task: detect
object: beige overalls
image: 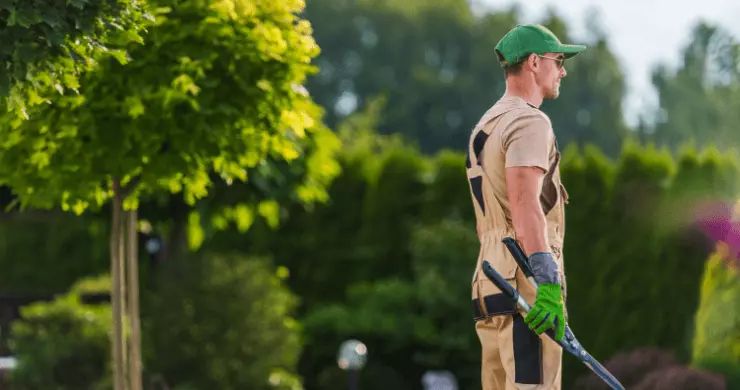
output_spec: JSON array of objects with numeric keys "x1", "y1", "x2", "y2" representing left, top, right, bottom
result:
[{"x1": 466, "y1": 96, "x2": 569, "y2": 390}]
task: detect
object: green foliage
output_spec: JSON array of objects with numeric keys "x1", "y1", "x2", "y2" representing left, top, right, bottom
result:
[
  {"x1": 284, "y1": 135, "x2": 738, "y2": 383},
  {"x1": 558, "y1": 141, "x2": 739, "y2": 385},
  {"x1": 7, "y1": 274, "x2": 113, "y2": 390},
  {"x1": 198, "y1": 100, "x2": 428, "y2": 308},
  {"x1": 420, "y1": 149, "x2": 472, "y2": 222},
  {"x1": 0, "y1": 0, "x2": 150, "y2": 115},
  {"x1": 0, "y1": 212, "x2": 108, "y2": 294},
  {"x1": 301, "y1": 218, "x2": 480, "y2": 390},
  {"x1": 142, "y1": 253, "x2": 303, "y2": 390},
  {"x1": 692, "y1": 250, "x2": 740, "y2": 387},
  {"x1": 0, "y1": 0, "x2": 341, "y2": 225},
  {"x1": 358, "y1": 133, "x2": 429, "y2": 278},
  {"x1": 285, "y1": 137, "x2": 731, "y2": 389}
]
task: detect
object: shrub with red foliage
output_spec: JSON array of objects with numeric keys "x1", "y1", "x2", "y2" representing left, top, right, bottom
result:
[
  {"x1": 634, "y1": 365, "x2": 726, "y2": 390},
  {"x1": 572, "y1": 347, "x2": 725, "y2": 390}
]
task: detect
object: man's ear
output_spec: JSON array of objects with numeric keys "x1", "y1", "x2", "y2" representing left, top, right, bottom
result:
[
  {"x1": 526, "y1": 53, "x2": 539, "y2": 70},
  {"x1": 522, "y1": 54, "x2": 538, "y2": 70}
]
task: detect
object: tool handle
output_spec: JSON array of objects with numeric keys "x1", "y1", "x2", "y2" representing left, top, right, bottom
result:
[
  {"x1": 502, "y1": 237, "x2": 536, "y2": 279},
  {"x1": 481, "y1": 260, "x2": 521, "y2": 304}
]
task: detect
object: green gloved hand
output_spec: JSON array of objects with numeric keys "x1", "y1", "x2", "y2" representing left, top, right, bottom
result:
[
  {"x1": 524, "y1": 283, "x2": 565, "y2": 341},
  {"x1": 524, "y1": 252, "x2": 565, "y2": 341}
]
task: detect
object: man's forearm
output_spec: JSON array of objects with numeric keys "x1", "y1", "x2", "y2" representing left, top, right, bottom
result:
[
  {"x1": 506, "y1": 166, "x2": 550, "y2": 255},
  {"x1": 511, "y1": 200, "x2": 550, "y2": 255}
]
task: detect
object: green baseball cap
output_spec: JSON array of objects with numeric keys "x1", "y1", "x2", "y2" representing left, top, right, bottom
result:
[{"x1": 495, "y1": 24, "x2": 587, "y2": 67}]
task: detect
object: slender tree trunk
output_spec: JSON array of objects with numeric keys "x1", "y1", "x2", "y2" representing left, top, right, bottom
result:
[
  {"x1": 127, "y1": 208, "x2": 143, "y2": 390},
  {"x1": 119, "y1": 200, "x2": 128, "y2": 382},
  {"x1": 111, "y1": 179, "x2": 127, "y2": 390}
]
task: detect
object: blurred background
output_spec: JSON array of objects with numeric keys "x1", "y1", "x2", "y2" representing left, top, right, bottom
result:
[{"x1": 0, "y1": 0, "x2": 739, "y2": 389}]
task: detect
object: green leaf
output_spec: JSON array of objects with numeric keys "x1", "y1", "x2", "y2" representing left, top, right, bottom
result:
[
  {"x1": 15, "y1": 7, "x2": 42, "y2": 28},
  {"x1": 123, "y1": 29, "x2": 145, "y2": 45},
  {"x1": 40, "y1": 8, "x2": 63, "y2": 28},
  {"x1": 6, "y1": 8, "x2": 16, "y2": 26},
  {"x1": 187, "y1": 211, "x2": 205, "y2": 250},
  {"x1": 38, "y1": 24, "x2": 65, "y2": 47},
  {"x1": 124, "y1": 96, "x2": 145, "y2": 118},
  {"x1": 258, "y1": 200, "x2": 280, "y2": 229},
  {"x1": 109, "y1": 49, "x2": 130, "y2": 65},
  {"x1": 232, "y1": 204, "x2": 254, "y2": 233},
  {"x1": 211, "y1": 214, "x2": 229, "y2": 231}
]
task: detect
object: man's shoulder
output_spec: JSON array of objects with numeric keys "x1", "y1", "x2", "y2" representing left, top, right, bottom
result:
[
  {"x1": 501, "y1": 106, "x2": 552, "y2": 139},
  {"x1": 508, "y1": 101, "x2": 552, "y2": 127},
  {"x1": 478, "y1": 97, "x2": 552, "y2": 131}
]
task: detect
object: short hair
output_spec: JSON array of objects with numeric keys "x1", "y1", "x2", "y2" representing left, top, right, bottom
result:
[
  {"x1": 497, "y1": 51, "x2": 531, "y2": 78},
  {"x1": 503, "y1": 61, "x2": 525, "y2": 77}
]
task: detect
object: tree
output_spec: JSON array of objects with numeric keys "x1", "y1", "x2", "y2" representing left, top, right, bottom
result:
[
  {"x1": 0, "y1": 0, "x2": 341, "y2": 389},
  {"x1": 538, "y1": 8, "x2": 629, "y2": 158},
  {"x1": 650, "y1": 22, "x2": 740, "y2": 151},
  {"x1": 303, "y1": 1, "x2": 628, "y2": 155},
  {"x1": 0, "y1": 0, "x2": 149, "y2": 116},
  {"x1": 303, "y1": 0, "x2": 513, "y2": 153}
]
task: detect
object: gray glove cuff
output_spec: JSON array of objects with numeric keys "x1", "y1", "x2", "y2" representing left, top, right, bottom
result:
[{"x1": 529, "y1": 252, "x2": 561, "y2": 285}]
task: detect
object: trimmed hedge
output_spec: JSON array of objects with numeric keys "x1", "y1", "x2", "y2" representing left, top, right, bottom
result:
[{"x1": 204, "y1": 132, "x2": 740, "y2": 389}]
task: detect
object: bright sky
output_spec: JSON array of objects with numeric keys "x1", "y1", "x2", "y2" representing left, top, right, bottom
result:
[{"x1": 478, "y1": 0, "x2": 740, "y2": 128}]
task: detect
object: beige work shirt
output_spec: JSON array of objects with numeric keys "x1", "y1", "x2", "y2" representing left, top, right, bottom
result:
[{"x1": 466, "y1": 96, "x2": 569, "y2": 305}]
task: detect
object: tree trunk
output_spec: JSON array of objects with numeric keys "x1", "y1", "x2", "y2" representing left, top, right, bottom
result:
[
  {"x1": 111, "y1": 179, "x2": 127, "y2": 390},
  {"x1": 127, "y1": 208, "x2": 143, "y2": 390},
  {"x1": 119, "y1": 197, "x2": 128, "y2": 383}
]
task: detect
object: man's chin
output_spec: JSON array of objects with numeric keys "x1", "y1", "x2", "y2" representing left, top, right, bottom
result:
[{"x1": 544, "y1": 90, "x2": 560, "y2": 99}]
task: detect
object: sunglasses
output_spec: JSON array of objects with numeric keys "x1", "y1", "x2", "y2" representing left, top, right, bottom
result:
[{"x1": 537, "y1": 54, "x2": 565, "y2": 69}]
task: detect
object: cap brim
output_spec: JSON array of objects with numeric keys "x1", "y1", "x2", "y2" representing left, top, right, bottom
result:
[{"x1": 556, "y1": 44, "x2": 587, "y2": 59}]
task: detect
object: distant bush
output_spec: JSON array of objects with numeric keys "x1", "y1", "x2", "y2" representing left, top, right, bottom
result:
[
  {"x1": 6, "y1": 275, "x2": 113, "y2": 390},
  {"x1": 142, "y1": 252, "x2": 303, "y2": 390},
  {"x1": 301, "y1": 218, "x2": 482, "y2": 390},
  {"x1": 634, "y1": 365, "x2": 725, "y2": 390},
  {"x1": 692, "y1": 249, "x2": 740, "y2": 388}
]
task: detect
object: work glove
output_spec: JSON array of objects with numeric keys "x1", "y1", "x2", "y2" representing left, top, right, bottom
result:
[{"x1": 524, "y1": 252, "x2": 565, "y2": 341}]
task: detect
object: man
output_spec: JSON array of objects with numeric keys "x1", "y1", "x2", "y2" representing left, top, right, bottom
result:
[{"x1": 466, "y1": 24, "x2": 587, "y2": 389}]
